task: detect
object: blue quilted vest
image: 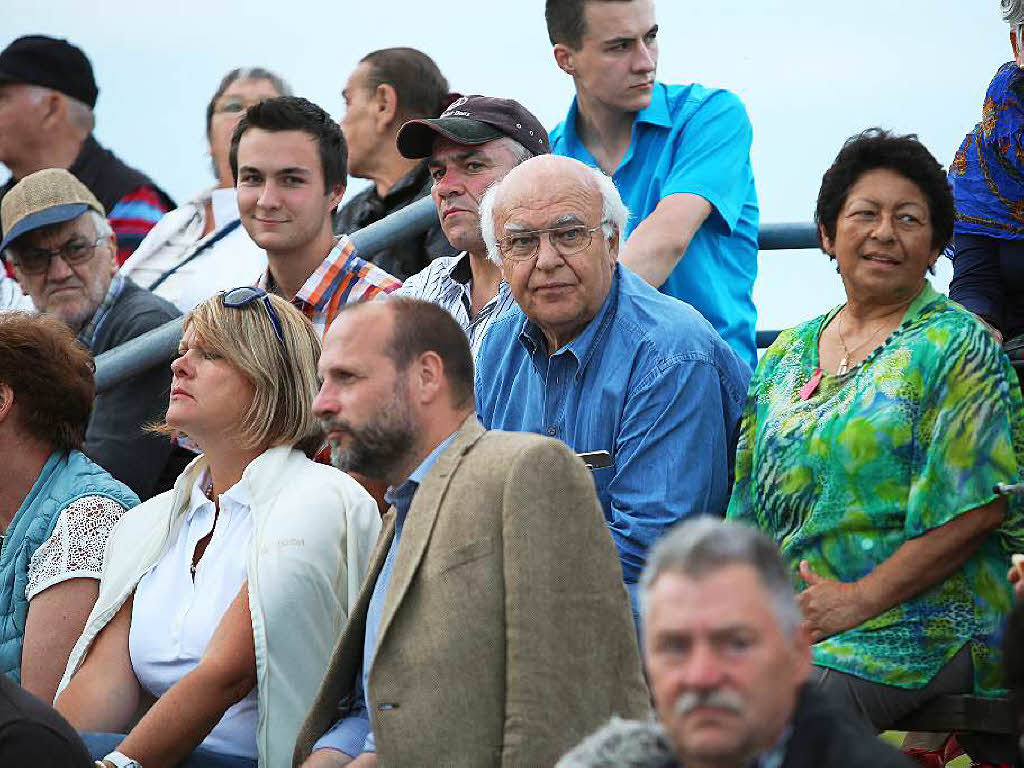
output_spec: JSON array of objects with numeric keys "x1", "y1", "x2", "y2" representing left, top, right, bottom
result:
[{"x1": 0, "y1": 450, "x2": 139, "y2": 680}]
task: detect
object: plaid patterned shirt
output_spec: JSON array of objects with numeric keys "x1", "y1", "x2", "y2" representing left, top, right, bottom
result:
[{"x1": 258, "y1": 235, "x2": 402, "y2": 340}]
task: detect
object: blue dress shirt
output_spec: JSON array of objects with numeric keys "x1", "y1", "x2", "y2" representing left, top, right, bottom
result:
[
  {"x1": 550, "y1": 82, "x2": 760, "y2": 368},
  {"x1": 311, "y1": 434, "x2": 458, "y2": 757},
  {"x1": 476, "y1": 266, "x2": 750, "y2": 592}
]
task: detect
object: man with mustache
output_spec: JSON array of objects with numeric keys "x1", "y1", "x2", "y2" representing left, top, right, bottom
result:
[
  {"x1": 558, "y1": 518, "x2": 912, "y2": 768},
  {"x1": 544, "y1": 0, "x2": 760, "y2": 369},
  {"x1": 394, "y1": 95, "x2": 547, "y2": 358},
  {"x1": 1, "y1": 168, "x2": 187, "y2": 499},
  {"x1": 295, "y1": 297, "x2": 649, "y2": 768}
]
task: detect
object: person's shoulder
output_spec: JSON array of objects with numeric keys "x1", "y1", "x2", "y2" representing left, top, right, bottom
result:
[
  {"x1": 661, "y1": 80, "x2": 749, "y2": 124},
  {"x1": 476, "y1": 306, "x2": 527, "y2": 362},
  {"x1": 471, "y1": 429, "x2": 579, "y2": 470},
  {"x1": 112, "y1": 278, "x2": 181, "y2": 325},
  {"x1": 906, "y1": 290, "x2": 1002, "y2": 359},
  {"x1": 614, "y1": 267, "x2": 732, "y2": 354},
  {"x1": 0, "y1": 675, "x2": 90, "y2": 766},
  {"x1": 395, "y1": 254, "x2": 461, "y2": 297}
]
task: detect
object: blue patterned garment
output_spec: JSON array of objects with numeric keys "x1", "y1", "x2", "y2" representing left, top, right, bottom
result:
[{"x1": 950, "y1": 62, "x2": 1024, "y2": 239}]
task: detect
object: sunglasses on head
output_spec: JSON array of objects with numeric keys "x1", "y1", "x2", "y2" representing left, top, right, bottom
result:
[{"x1": 220, "y1": 286, "x2": 285, "y2": 343}]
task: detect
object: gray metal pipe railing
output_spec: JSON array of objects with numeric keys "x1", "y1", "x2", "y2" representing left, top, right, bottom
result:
[{"x1": 94, "y1": 205, "x2": 815, "y2": 393}]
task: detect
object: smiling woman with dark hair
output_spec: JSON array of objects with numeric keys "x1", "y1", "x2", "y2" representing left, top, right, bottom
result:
[{"x1": 727, "y1": 129, "x2": 1024, "y2": 742}]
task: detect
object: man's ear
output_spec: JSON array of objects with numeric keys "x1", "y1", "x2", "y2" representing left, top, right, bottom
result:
[
  {"x1": 412, "y1": 350, "x2": 444, "y2": 406},
  {"x1": 606, "y1": 223, "x2": 621, "y2": 261},
  {"x1": 40, "y1": 90, "x2": 66, "y2": 131},
  {"x1": 553, "y1": 44, "x2": 577, "y2": 76},
  {"x1": 375, "y1": 83, "x2": 399, "y2": 131},
  {"x1": 328, "y1": 182, "x2": 346, "y2": 212},
  {"x1": 1013, "y1": 28, "x2": 1024, "y2": 68}
]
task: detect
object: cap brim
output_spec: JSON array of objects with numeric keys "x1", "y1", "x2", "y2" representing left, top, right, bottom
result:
[
  {"x1": 0, "y1": 203, "x2": 89, "y2": 253},
  {"x1": 397, "y1": 117, "x2": 505, "y2": 159}
]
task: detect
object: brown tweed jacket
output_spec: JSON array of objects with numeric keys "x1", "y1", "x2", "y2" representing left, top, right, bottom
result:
[{"x1": 293, "y1": 415, "x2": 650, "y2": 767}]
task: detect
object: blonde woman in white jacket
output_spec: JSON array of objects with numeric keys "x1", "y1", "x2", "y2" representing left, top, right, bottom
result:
[{"x1": 55, "y1": 288, "x2": 381, "y2": 768}]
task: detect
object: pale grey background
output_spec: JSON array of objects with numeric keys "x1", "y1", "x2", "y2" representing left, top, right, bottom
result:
[{"x1": 2, "y1": 0, "x2": 1008, "y2": 332}]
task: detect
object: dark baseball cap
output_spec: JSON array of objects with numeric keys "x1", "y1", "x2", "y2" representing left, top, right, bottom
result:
[
  {"x1": 397, "y1": 95, "x2": 550, "y2": 159},
  {"x1": 0, "y1": 35, "x2": 98, "y2": 109}
]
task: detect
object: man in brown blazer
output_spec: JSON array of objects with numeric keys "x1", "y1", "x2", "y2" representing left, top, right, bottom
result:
[{"x1": 296, "y1": 297, "x2": 649, "y2": 767}]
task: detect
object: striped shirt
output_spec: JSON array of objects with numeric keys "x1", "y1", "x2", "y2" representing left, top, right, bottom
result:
[
  {"x1": 258, "y1": 235, "x2": 402, "y2": 340},
  {"x1": 109, "y1": 186, "x2": 174, "y2": 265},
  {"x1": 396, "y1": 252, "x2": 517, "y2": 358}
]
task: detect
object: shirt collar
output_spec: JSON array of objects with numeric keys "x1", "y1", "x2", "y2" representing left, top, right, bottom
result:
[
  {"x1": 262, "y1": 235, "x2": 358, "y2": 311},
  {"x1": 518, "y1": 265, "x2": 621, "y2": 376},
  {"x1": 444, "y1": 251, "x2": 473, "y2": 285},
  {"x1": 754, "y1": 725, "x2": 791, "y2": 768},
  {"x1": 384, "y1": 431, "x2": 459, "y2": 524},
  {"x1": 186, "y1": 467, "x2": 251, "y2": 523},
  {"x1": 634, "y1": 82, "x2": 671, "y2": 128}
]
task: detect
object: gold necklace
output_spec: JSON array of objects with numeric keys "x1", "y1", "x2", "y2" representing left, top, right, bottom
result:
[{"x1": 835, "y1": 309, "x2": 889, "y2": 375}]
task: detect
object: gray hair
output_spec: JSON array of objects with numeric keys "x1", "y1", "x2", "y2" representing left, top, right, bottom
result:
[
  {"x1": 1004, "y1": 0, "x2": 1024, "y2": 25},
  {"x1": 480, "y1": 162, "x2": 629, "y2": 265},
  {"x1": 556, "y1": 717, "x2": 675, "y2": 768},
  {"x1": 640, "y1": 517, "x2": 802, "y2": 636},
  {"x1": 87, "y1": 210, "x2": 114, "y2": 240},
  {"x1": 23, "y1": 85, "x2": 94, "y2": 133}
]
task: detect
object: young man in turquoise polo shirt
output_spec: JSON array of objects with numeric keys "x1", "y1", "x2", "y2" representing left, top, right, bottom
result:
[{"x1": 545, "y1": 0, "x2": 760, "y2": 367}]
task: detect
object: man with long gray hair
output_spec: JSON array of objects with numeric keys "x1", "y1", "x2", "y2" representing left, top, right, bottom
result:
[{"x1": 558, "y1": 518, "x2": 912, "y2": 768}]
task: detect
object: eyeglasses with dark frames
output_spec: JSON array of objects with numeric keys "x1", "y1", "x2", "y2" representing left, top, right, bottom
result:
[
  {"x1": 220, "y1": 286, "x2": 285, "y2": 343},
  {"x1": 496, "y1": 221, "x2": 609, "y2": 262},
  {"x1": 11, "y1": 236, "x2": 107, "y2": 276}
]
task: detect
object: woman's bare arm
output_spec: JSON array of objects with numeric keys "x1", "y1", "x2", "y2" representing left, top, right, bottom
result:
[
  {"x1": 55, "y1": 594, "x2": 141, "y2": 732},
  {"x1": 22, "y1": 577, "x2": 100, "y2": 705}
]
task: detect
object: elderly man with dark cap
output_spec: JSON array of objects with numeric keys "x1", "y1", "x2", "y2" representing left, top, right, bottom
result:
[
  {"x1": 0, "y1": 35, "x2": 174, "y2": 264},
  {"x1": 1, "y1": 168, "x2": 189, "y2": 499},
  {"x1": 393, "y1": 95, "x2": 549, "y2": 357}
]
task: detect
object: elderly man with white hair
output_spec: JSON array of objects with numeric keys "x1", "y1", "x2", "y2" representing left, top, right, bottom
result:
[
  {"x1": 557, "y1": 518, "x2": 913, "y2": 768},
  {"x1": 474, "y1": 154, "x2": 750, "y2": 624}
]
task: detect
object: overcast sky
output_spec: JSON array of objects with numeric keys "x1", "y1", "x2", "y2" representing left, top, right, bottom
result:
[{"x1": 3, "y1": 1, "x2": 1010, "y2": 331}]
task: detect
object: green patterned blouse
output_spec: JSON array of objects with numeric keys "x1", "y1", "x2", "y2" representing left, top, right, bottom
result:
[{"x1": 726, "y1": 282, "x2": 1024, "y2": 694}]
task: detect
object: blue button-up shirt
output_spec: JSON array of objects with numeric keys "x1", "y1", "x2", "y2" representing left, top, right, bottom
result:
[
  {"x1": 476, "y1": 266, "x2": 750, "y2": 588},
  {"x1": 550, "y1": 82, "x2": 760, "y2": 369},
  {"x1": 312, "y1": 434, "x2": 457, "y2": 757}
]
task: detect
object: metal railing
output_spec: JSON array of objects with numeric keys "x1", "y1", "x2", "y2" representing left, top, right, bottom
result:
[{"x1": 94, "y1": 196, "x2": 815, "y2": 393}]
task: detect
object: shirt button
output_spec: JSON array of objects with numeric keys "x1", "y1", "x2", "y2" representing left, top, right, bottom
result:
[{"x1": 547, "y1": 427, "x2": 556, "y2": 436}]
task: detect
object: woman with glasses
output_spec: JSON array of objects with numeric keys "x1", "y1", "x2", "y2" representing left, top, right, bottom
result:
[
  {"x1": 54, "y1": 287, "x2": 381, "y2": 768},
  {"x1": 120, "y1": 69, "x2": 290, "y2": 312}
]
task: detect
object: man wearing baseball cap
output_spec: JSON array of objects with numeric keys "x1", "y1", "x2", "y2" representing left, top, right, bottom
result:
[
  {"x1": 392, "y1": 95, "x2": 548, "y2": 358},
  {"x1": 1, "y1": 168, "x2": 189, "y2": 500},
  {"x1": 0, "y1": 35, "x2": 175, "y2": 265}
]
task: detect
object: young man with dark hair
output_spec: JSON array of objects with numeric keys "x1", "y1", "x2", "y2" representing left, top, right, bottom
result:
[
  {"x1": 545, "y1": 0, "x2": 760, "y2": 368},
  {"x1": 230, "y1": 95, "x2": 401, "y2": 340},
  {"x1": 333, "y1": 48, "x2": 457, "y2": 280}
]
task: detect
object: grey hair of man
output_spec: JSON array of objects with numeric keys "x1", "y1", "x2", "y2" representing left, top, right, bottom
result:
[
  {"x1": 1003, "y1": 0, "x2": 1024, "y2": 25},
  {"x1": 22, "y1": 84, "x2": 94, "y2": 133},
  {"x1": 555, "y1": 717, "x2": 677, "y2": 768},
  {"x1": 639, "y1": 517, "x2": 802, "y2": 636},
  {"x1": 479, "y1": 161, "x2": 629, "y2": 266}
]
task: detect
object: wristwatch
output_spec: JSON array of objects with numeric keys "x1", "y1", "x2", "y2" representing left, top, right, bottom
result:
[{"x1": 98, "y1": 751, "x2": 143, "y2": 768}]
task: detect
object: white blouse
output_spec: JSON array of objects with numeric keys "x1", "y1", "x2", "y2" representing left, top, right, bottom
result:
[
  {"x1": 26, "y1": 495, "x2": 127, "y2": 600},
  {"x1": 129, "y1": 472, "x2": 257, "y2": 759}
]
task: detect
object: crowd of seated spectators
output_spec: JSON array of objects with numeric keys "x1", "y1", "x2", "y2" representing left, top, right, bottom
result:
[{"x1": 0, "y1": 1, "x2": 1023, "y2": 766}]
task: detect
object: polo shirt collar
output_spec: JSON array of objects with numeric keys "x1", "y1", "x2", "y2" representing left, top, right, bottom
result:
[{"x1": 634, "y1": 82, "x2": 671, "y2": 128}]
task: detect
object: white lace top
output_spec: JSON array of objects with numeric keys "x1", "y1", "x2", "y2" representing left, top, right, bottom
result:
[{"x1": 25, "y1": 495, "x2": 128, "y2": 601}]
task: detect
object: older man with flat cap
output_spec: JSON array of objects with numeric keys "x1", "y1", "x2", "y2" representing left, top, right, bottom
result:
[
  {"x1": 394, "y1": 95, "x2": 548, "y2": 357},
  {"x1": 0, "y1": 35, "x2": 174, "y2": 263},
  {"x1": 1, "y1": 168, "x2": 189, "y2": 499}
]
